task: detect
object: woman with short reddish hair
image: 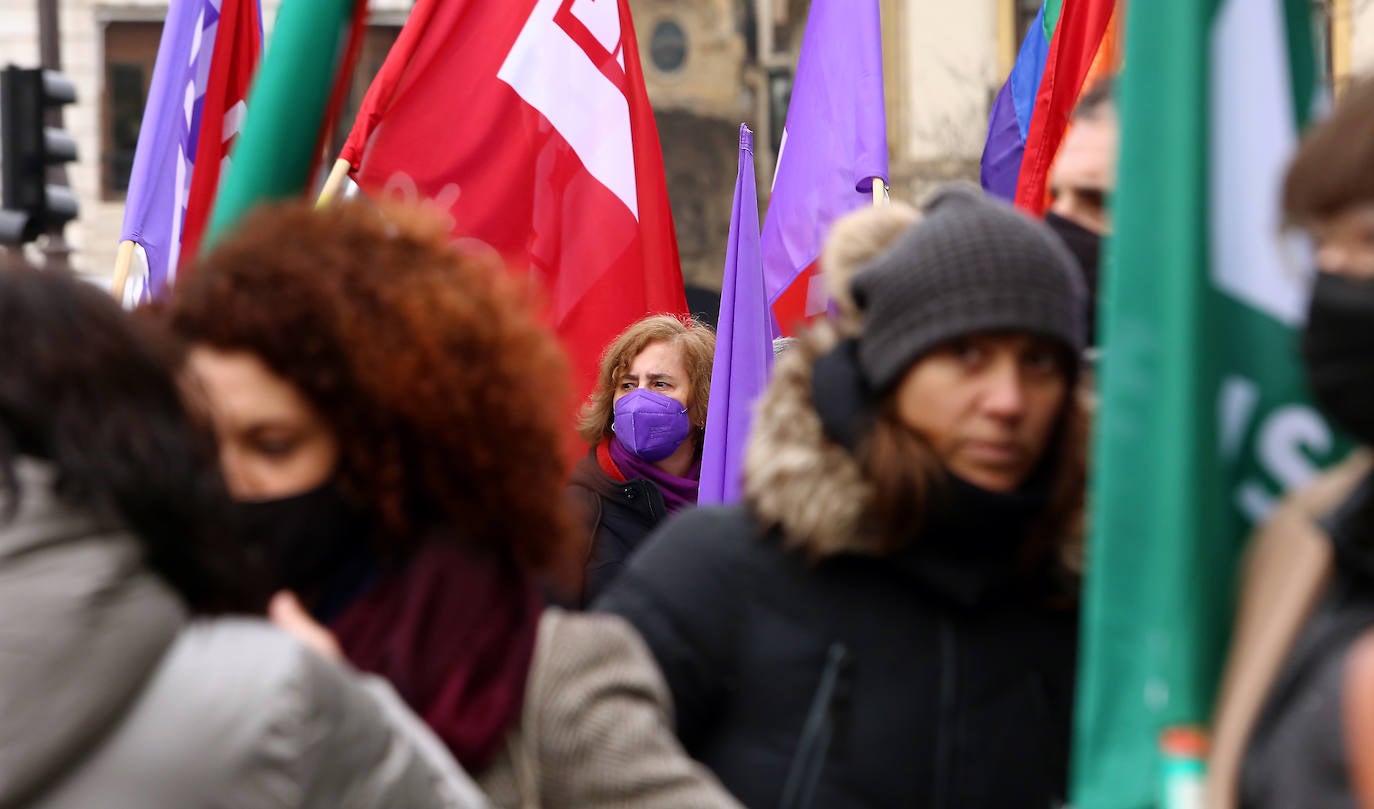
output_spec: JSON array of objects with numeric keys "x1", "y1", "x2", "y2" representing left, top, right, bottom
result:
[{"x1": 569, "y1": 314, "x2": 715, "y2": 604}]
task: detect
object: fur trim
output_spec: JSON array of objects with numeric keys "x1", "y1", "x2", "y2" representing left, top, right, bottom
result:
[
  {"x1": 744, "y1": 323, "x2": 884, "y2": 557},
  {"x1": 744, "y1": 323, "x2": 1088, "y2": 573}
]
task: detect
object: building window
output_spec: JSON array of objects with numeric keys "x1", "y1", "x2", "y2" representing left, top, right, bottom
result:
[
  {"x1": 102, "y1": 21, "x2": 162, "y2": 200},
  {"x1": 1015, "y1": 0, "x2": 1041, "y2": 48},
  {"x1": 650, "y1": 20, "x2": 688, "y2": 73}
]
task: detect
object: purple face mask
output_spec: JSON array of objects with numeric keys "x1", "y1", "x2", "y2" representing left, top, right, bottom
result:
[{"x1": 612, "y1": 389, "x2": 692, "y2": 462}]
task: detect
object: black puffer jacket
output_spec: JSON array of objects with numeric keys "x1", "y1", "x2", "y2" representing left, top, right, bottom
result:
[
  {"x1": 596, "y1": 326, "x2": 1081, "y2": 809},
  {"x1": 567, "y1": 447, "x2": 670, "y2": 605}
]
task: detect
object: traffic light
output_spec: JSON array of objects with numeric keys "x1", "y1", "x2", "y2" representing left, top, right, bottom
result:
[{"x1": 1, "y1": 65, "x2": 78, "y2": 244}]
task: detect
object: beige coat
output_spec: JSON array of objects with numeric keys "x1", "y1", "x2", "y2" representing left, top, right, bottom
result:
[
  {"x1": 1206, "y1": 450, "x2": 1373, "y2": 809},
  {"x1": 478, "y1": 609, "x2": 743, "y2": 809}
]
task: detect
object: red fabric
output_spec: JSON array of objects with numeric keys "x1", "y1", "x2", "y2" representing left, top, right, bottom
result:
[
  {"x1": 770, "y1": 259, "x2": 820, "y2": 338},
  {"x1": 1012, "y1": 0, "x2": 1115, "y2": 215},
  {"x1": 340, "y1": 0, "x2": 687, "y2": 419},
  {"x1": 330, "y1": 542, "x2": 542, "y2": 772},
  {"x1": 180, "y1": 0, "x2": 261, "y2": 264},
  {"x1": 596, "y1": 438, "x2": 628, "y2": 483}
]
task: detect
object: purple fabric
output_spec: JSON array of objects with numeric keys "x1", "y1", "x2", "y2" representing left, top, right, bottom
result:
[
  {"x1": 699, "y1": 125, "x2": 773, "y2": 505},
  {"x1": 118, "y1": 0, "x2": 230, "y2": 300},
  {"x1": 980, "y1": 3, "x2": 1050, "y2": 202},
  {"x1": 981, "y1": 81, "x2": 1025, "y2": 201},
  {"x1": 759, "y1": 0, "x2": 888, "y2": 308},
  {"x1": 608, "y1": 436, "x2": 701, "y2": 514}
]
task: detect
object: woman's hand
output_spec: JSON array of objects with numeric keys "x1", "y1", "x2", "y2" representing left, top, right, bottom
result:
[{"x1": 269, "y1": 590, "x2": 343, "y2": 662}]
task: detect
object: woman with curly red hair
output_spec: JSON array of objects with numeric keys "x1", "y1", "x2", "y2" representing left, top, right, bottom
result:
[
  {"x1": 169, "y1": 199, "x2": 742, "y2": 809},
  {"x1": 569, "y1": 315, "x2": 715, "y2": 604}
]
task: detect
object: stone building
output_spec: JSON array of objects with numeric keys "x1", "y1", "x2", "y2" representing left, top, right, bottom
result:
[{"x1": 0, "y1": 0, "x2": 1366, "y2": 288}]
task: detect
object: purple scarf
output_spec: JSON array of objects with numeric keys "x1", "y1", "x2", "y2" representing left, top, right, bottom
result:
[{"x1": 605, "y1": 437, "x2": 701, "y2": 514}]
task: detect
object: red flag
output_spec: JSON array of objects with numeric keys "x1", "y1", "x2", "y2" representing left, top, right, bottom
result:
[
  {"x1": 341, "y1": 0, "x2": 687, "y2": 405},
  {"x1": 180, "y1": 0, "x2": 262, "y2": 264}
]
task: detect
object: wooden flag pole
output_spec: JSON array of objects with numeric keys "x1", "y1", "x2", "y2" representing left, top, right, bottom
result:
[
  {"x1": 871, "y1": 177, "x2": 887, "y2": 207},
  {"x1": 316, "y1": 158, "x2": 352, "y2": 207},
  {"x1": 111, "y1": 240, "x2": 135, "y2": 303}
]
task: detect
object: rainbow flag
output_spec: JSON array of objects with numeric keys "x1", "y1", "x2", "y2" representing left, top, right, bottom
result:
[{"x1": 981, "y1": 0, "x2": 1117, "y2": 214}]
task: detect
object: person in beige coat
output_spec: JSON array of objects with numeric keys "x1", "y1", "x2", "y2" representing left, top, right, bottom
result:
[{"x1": 1207, "y1": 77, "x2": 1374, "y2": 809}]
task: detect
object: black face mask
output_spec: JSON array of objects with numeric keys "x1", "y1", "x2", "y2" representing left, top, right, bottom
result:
[
  {"x1": 1302, "y1": 272, "x2": 1374, "y2": 446},
  {"x1": 231, "y1": 477, "x2": 375, "y2": 602},
  {"x1": 1045, "y1": 212, "x2": 1103, "y2": 344}
]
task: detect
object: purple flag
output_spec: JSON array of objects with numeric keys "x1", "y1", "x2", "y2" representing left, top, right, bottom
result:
[
  {"x1": 118, "y1": 0, "x2": 224, "y2": 301},
  {"x1": 761, "y1": 0, "x2": 887, "y2": 335},
  {"x1": 699, "y1": 124, "x2": 773, "y2": 506}
]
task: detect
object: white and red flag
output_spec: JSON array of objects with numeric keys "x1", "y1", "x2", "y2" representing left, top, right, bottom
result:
[
  {"x1": 178, "y1": 0, "x2": 261, "y2": 265},
  {"x1": 340, "y1": 0, "x2": 687, "y2": 402}
]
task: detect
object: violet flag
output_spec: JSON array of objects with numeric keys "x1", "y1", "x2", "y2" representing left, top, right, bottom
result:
[
  {"x1": 700, "y1": 125, "x2": 773, "y2": 506},
  {"x1": 117, "y1": 0, "x2": 221, "y2": 301},
  {"x1": 761, "y1": 0, "x2": 888, "y2": 336}
]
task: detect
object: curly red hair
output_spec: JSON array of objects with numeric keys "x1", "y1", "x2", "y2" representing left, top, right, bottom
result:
[{"x1": 170, "y1": 199, "x2": 572, "y2": 570}]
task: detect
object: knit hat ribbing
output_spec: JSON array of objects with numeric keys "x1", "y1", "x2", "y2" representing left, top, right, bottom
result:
[{"x1": 849, "y1": 183, "x2": 1087, "y2": 392}]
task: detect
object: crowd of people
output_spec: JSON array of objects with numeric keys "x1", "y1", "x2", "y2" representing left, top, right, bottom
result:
[{"x1": 6, "y1": 75, "x2": 1374, "y2": 809}]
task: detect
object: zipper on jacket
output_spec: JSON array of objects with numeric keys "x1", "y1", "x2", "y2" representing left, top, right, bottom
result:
[
  {"x1": 930, "y1": 616, "x2": 957, "y2": 809},
  {"x1": 779, "y1": 642, "x2": 852, "y2": 809}
]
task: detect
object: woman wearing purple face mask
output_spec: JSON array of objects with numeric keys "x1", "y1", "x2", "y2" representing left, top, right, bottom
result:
[{"x1": 568, "y1": 315, "x2": 716, "y2": 605}]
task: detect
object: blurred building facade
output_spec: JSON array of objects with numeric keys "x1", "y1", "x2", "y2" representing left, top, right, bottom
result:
[{"x1": 0, "y1": 0, "x2": 1365, "y2": 286}]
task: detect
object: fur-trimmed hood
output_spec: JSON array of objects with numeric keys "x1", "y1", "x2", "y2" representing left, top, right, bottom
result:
[
  {"x1": 743, "y1": 324, "x2": 880, "y2": 558},
  {"x1": 742, "y1": 324, "x2": 1085, "y2": 571}
]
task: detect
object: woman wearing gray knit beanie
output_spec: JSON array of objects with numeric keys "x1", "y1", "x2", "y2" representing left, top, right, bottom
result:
[{"x1": 599, "y1": 182, "x2": 1088, "y2": 809}]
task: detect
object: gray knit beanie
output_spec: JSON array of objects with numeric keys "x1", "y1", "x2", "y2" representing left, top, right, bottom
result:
[{"x1": 849, "y1": 183, "x2": 1087, "y2": 392}]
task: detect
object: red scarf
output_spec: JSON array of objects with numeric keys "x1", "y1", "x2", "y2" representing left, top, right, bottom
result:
[{"x1": 330, "y1": 541, "x2": 542, "y2": 772}]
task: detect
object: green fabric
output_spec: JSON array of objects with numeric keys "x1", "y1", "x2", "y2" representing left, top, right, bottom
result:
[
  {"x1": 1069, "y1": 0, "x2": 1337, "y2": 807},
  {"x1": 1043, "y1": 0, "x2": 1062, "y2": 41},
  {"x1": 203, "y1": 0, "x2": 358, "y2": 248},
  {"x1": 1284, "y1": 0, "x2": 1316, "y2": 126}
]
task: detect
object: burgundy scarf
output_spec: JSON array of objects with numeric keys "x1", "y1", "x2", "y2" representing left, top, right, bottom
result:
[
  {"x1": 602, "y1": 437, "x2": 700, "y2": 513},
  {"x1": 330, "y1": 541, "x2": 542, "y2": 772}
]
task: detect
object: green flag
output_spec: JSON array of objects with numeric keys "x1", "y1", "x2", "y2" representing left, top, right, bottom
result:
[
  {"x1": 203, "y1": 0, "x2": 364, "y2": 248},
  {"x1": 1071, "y1": 0, "x2": 1346, "y2": 806}
]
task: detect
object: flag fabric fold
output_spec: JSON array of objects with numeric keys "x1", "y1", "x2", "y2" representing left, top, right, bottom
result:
[
  {"x1": 699, "y1": 124, "x2": 772, "y2": 506},
  {"x1": 760, "y1": 0, "x2": 887, "y2": 337},
  {"x1": 177, "y1": 0, "x2": 261, "y2": 264},
  {"x1": 117, "y1": 0, "x2": 226, "y2": 299},
  {"x1": 1071, "y1": 0, "x2": 1343, "y2": 806},
  {"x1": 339, "y1": 0, "x2": 687, "y2": 404}
]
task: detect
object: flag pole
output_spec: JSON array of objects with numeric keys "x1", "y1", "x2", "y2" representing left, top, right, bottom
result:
[
  {"x1": 871, "y1": 177, "x2": 887, "y2": 207},
  {"x1": 111, "y1": 239, "x2": 135, "y2": 302},
  {"x1": 316, "y1": 158, "x2": 352, "y2": 207}
]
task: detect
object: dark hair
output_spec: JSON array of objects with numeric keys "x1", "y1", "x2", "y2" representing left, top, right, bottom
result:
[
  {"x1": 1075, "y1": 76, "x2": 1115, "y2": 120},
  {"x1": 0, "y1": 256, "x2": 261, "y2": 612},
  {"x1": 1284, "y1": 77, "x2": 1374, "y2": 225},
  {"x1": 170, "y1": 200, "x2": 574, "y2": 571}
]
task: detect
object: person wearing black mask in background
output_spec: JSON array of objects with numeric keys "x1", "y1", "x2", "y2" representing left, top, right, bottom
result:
[
  {"x1": 1206, "y1": 76, "x2": 1374, "y2": 809},
  {"x1": 1045, "y1": 77, "x2": 1116, "y2": 347}
]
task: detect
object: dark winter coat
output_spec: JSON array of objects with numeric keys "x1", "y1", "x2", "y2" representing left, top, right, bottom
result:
[
  {"x1": 568, "y1": 447, "x2": 671, "y2": 605},
  {"x1": 596, "y1": 326, "x2": 1081, "y2": 809}
]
